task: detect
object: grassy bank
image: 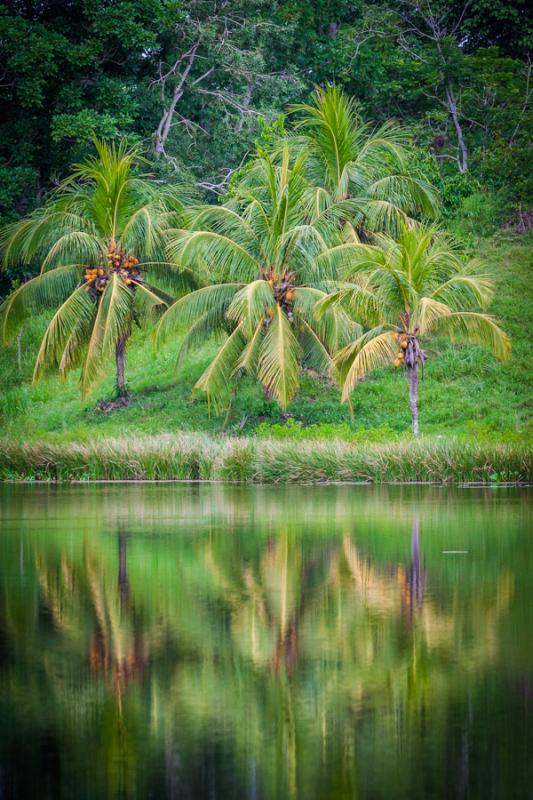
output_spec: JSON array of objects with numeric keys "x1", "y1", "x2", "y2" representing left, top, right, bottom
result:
[
  {"x1": 0, "y1": 233, "x2": 532, "y2": 443},
  {"x1": 1, "y1": 434, "x2": 531, "y2": 484}
]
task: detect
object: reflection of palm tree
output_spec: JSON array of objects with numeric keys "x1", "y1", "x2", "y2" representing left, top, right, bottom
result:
[
  {"x1": 343, "y1": 519, "x2": 511, "y2": 669},
  {"x1": 118, "y1": 528, "x2": 129, "y2": 607},
  {"x1": 35, "y1": 533, "x2": 150, "y2": 714},
  {"x1": 399, "y1": 516, "x2": 426, "y2": 623},
  {"x1": 203, "y1": 533, "x2": 335, "y2": 675},
  {"x1": 84, "y1": 534, "x2": 148, "y2": 718},
  {"x1": 30, "y1": 532, "x2": 163, "y2": 796},
  {"x1": 2, "y1": 502, "x2": 522, "y2": 800}
]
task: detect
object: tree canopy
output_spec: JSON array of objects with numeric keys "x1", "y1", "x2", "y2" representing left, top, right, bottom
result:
[{"x1": 1, "y1": 0, "x2": 531, "y2": 241}]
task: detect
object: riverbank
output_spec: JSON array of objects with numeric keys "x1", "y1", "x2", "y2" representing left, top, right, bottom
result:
[{"x1": 1, "y1": 434, "x2": 531, "y2": 484}]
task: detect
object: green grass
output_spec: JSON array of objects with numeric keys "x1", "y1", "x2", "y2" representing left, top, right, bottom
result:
[
  {"x1": 0, "y1": 232, "x2": 532, "y2": 444},
  {"x1": 0, "y1": 433, "x2": 531, "y2": 483}
]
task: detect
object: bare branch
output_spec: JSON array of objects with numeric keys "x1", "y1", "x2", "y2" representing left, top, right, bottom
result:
[
  {"x1": 196, "y1": 153, "x2": 249, "y2": 196},
  {"x1": 154, "y1": 42, "x2": 200, "y2": 157}
]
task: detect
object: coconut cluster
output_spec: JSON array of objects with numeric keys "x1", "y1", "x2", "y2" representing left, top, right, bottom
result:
[
  {"x1": 394, "y1": 332, "x2": 409, "y2": 367},
  {"x1": 394, "y1": 330, "x2": 425, "y2": 369},
  {"x1": 263, "y1": 268, "x2": 296, "y2": 325},
  {"x1": 84, "y1": 244, "x2": 143, "y2": 299}
]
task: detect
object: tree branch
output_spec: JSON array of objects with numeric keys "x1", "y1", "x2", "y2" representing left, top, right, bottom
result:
[{"x1": 154, "y1": 42, "x2": 200, "y2": 157}]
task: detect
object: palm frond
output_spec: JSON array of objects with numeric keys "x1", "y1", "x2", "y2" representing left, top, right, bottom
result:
[
  {"x1": 33, "y1": 286, "x2": 95, "y2": 382},
  {"x1": 132, "y1": 281, "x2": 172, "y2": 324},
  {"x1": 236, "y1": 320, "x2": 265, "y2": 373},
  {"x1": 226, "y1": 280, "x2": 274, "y2": 335},
  {"x1": 40, "y1": 231, "x2": 101, "y2": 270},
  {"x1": 433, "y1": 312, "x2": 511, "y2": 360},
  {"x1": 316, "y1": 242, "x2": 385, "y2": 278},
  {"x1": 412, "y1": 297, "x2": 452, "y2": 334},
  {"x1": 358, "y1": 199, "x2": 410, "y2": 235},
  {"x1": 294, "y1": 286, "x2": 349, "y2": 350},
  {"x1": 58, "y1": 310, "x2": 97, "y2": 380},
  {"x1": 154, "y1": 284, "x2": 243, "y2": 346},
  {"x1": 194, "y1": 324, "x2": 246, "y2": 410},
  {"x1": 256, "y1": 305, "x2": 301, "y2": 408},
  {"x1": 143, "y1": 261, "x2": 201, "y2": 297},
  {"x1": 189, "y1": 204, "x2": 259, "y2": 245},
  {"x1": 0, "y1": 265, "x2": 81, "y2": 343},
  {"x1": 290, "y1": 85, "x2": 360, "y2": 194},
  {"x1": 315, "y1": 281, "x2": 382, "y2": 328},
  {"x1": 174, "y1": 309, "x2": 225, "y2": 370},
  {"x1": 367, "y1": 175, "x2": 439, "y2": 218},
  {"x1": 168, "y1": 230, "x2": 260, "y2": 282},
  {"x1": 431, "y1": 273, "x2": 493, "y2": 310},
  {"x1": 121, "y1": 205, "x2": 162, "y2": 257},
  {"x1": 299, "y1": 318, "x2": 335, "y2": 374},
  {"x1": 352, "y1": 120, "x2": 410, "y2": 168},
  {"x1": 335, "y1": 328, "x2": 398, "y2": 401}
]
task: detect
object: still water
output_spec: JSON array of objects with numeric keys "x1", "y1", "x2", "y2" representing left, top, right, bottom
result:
[{"x1": 0, "y1": 484, "x2": 531, "y2": 799}]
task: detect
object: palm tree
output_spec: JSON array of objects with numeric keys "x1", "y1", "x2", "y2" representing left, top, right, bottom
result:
[
  {"x1": 0, "y1": 139, "x2": 192, "y2": 396},
  {"x1": 155, "y1": 148, "x2": 356, "y2": 410},
  {"x1": 284, "y1": 85, "x2": 438, "y2": 237},
  {"x1": 319, "y1": 226, "x2": 510, "y2": 435}
]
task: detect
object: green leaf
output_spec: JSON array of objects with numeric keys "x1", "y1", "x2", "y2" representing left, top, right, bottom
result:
[
  {"x1": 81, "y1": 272, "x2": 133, "y2": 395},
  {"x1": 33, "y1": 285, "x2": 95, "y2": 382},
  {"x1": 154, "y1": 283, "x2": 243, "y2": 347},
  {"x1": 195, "y1": 324, "x2": 247, "y2": 411},
  {"x1": 257, "y1": 305, "x2": 301, "y2": 409},
  {"x1": 0, "y1": 265, "x2": 82, "y2": 344},
  {"x1": 226, "y1": 280, "x2": 274, "y2": 335}
]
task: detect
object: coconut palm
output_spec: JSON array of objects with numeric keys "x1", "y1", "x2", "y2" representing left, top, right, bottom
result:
[
  {"x1": 0, "y1": 139, "x2": 193, "y2": 396},
  {"x1": 155, "y1": 148, "x2": 356, "y2": 410},
  {"x1": 318, "y1": 225, "x2": 510, "y2": 435},
  {"x1": 279, "y1": 85, "x2": 438, "y2": 237}
]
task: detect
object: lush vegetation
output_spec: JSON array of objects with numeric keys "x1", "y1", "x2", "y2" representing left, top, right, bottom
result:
[
  {"x1": 1, "y1": 1, "x2": 532, "y2": 225},
  {"x1": 321, "y1": 225, "x2": 510, "y2": 434},
  {"x1": 1, "y1": 433, "x2": 531, "y2": 483},
  {"x1": 1, "y1": 208, "x2": 530, "y2": 452},
  {"x1": 0, "y1": 140, "x2": 193, "y2": 394},
  {"x1": 0, "y1": 1, "x2": 532, "y2": 480}
]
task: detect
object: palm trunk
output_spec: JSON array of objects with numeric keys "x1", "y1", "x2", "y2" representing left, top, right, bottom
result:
[
  {"x1": 408, "y1": 362, "x2": 419, "y2": 436},
  {"x1": 115, "y1": 331, "x2": 130, "y2": 396}
]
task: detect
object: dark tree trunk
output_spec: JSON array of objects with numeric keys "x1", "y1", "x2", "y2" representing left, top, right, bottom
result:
[
  {"x1": 408, "y1": 361, "x2": 419, "y2": 436},
  {"x1": 115, "y1": 331, "x2": 129, "y2": 396}
]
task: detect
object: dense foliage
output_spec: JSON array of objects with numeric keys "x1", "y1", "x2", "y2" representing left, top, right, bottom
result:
[
  {"x1": 1, "y1": 0, "x2": 531, "y2": 239},
  {"x1": 0, "y1": 2, "x2": 530, "y2": 440},
  {"x1": 0, "y1": 140, "x2": 194, "y2": 393}
]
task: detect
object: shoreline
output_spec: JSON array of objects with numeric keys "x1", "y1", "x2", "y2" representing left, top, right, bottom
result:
[
  {"x1": 1, "y1": 479, "x2": 531, "y2": 487},
  {"x1": 1, "y1": 434, "x2": 531, "y2": 485}
]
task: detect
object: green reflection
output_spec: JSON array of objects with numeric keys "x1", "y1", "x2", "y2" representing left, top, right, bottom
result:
[{"x1": 0, "y1": 484, "x2": 532, "y2": 799}]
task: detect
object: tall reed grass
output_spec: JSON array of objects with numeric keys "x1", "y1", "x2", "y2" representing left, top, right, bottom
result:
[{"x1": 0, "y1": 434, "x2": 531, "y2": 484}]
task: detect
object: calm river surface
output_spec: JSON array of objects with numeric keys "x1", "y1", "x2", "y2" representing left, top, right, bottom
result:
[{"x1": 0, "y1": 483, "x2": 532, "y2": 799}]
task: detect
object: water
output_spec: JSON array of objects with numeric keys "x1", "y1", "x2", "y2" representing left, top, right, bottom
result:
[{"x1": 0, "y1": 483, "x2": 532, "y2": 799}]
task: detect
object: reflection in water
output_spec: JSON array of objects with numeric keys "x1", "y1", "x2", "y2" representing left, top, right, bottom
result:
[{"x1": 0, "y1": 484, "x2": 532, "y2": 799}]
